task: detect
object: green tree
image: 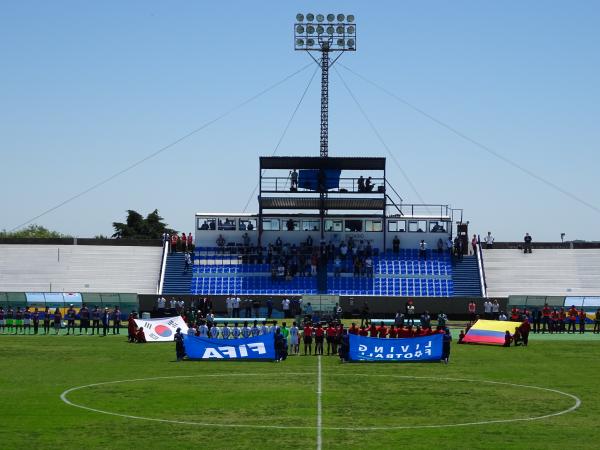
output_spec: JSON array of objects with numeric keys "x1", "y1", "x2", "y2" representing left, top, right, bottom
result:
[
  {"x1": 112, "y1": 209, "x2": 175, "y2": 239},
  {"x1": 0, "y1": 224, "x2": 69, "y2": 238}
]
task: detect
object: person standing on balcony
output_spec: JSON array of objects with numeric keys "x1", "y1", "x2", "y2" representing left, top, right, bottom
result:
[
  {"x1": 357, "y1": 175, "x2": 365, "y2": 192},
  {"x1": 484, "y1": 232, "x2": 494, "y2": 249},
  {"x1": 523, "y1": 233, "x2": 533, "y2": 254},
  {"x1": 290, "y1": 169, "x2": 298, "y2": 191},
  {"x1": 418, "y1": 240, "x2": 427, "y2": 260}
]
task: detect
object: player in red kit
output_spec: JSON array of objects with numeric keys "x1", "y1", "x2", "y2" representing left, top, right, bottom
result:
[
  {"x1": 348, "y1": 323, "x2": 359, "y2": 335},
  {"x1": 377, "y1": 321, "x2": 388, "y2": 338},
  {"x1": 388, "y1": 325, "x2": 397, "y2": 338},
  {"x1": 358, "y1": 325, "x2": 368, "y2": 336},
  {"x1": 303, "y1": 323, "x2": 313, "y2": 355},
  {"x1": 368, "y1": 323, "x2": 378, "y2": 337}
]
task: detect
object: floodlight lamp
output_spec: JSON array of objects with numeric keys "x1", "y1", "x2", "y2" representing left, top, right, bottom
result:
[
  {"x1": 321, "y1": 42, "x2": 330, "y2": 51},
  {"x1": 306, "y1": 25, "x2": 315, "y2": 34},
  {"x1": 296, "y1": 38, "x2": 305, "y2": 46},
  {"x1": 337, "y1": 14, "x2": 345, "y2": 22},
  {"x1": 337, "y1": 38, "x2": 345, "y2": 46},
  {"x1": 347, "y1": 14, "x2": 355, "y2": 23},
  {"x1": 336, "y1": 25, "x2": 344, "y2": 34},
  {"x1": 296, "y1": 13, "x2": 304, "y2": 22},
  {"x1": 347, "y1": 25, "x2": 355, "y2": 34},
  {"x1": 347, "y1": 38, "x2": 355, "y2": 48},
  {"x1": 296, "y1": 25, "x2": 305, "y2": 34},
  {"x1": 316, "y1": 25, "x2": 324, "y2": 34},
  {"x1": 306, "y1": 13, "x2": 315, "y2": 22},
  {"x1": 307, "y1": 38, "x2": 315, "y2": 46},
  {"x1": 316, "y1": 14, "x2": 324, "y2": 22},
  {"x1": 326, "y1": 26, "x2": 334, "y2": 35},
  {"x1": 327, "y1": 14, "x2": 335, "y2": 22}
]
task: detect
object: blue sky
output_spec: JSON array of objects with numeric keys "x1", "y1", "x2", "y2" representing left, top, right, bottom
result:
[{"x1": 1, "y1": 1, "x2": 599, "y2": 241}]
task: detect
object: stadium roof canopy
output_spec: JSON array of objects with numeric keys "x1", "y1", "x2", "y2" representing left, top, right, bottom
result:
[
  {"x1": 259, "y1": 196, "x2": 386, "y2": 210},
  {"x1": 259, "y1": 156, "x2": 386, "y2": 171}
]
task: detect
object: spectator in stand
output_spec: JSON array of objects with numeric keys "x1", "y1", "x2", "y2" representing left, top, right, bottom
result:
[
  {"x1": 187, "y1": 232, "x2": 193, "y2": 252},
  {"x1": 365, "y1": 256, "x2": 373, "y2": 277},
  {"x1": 183, "y1": 252, "x2": 191, "y2": 275},
  {"x1": 418, "y1": 240, "x2": 427, "y2": 259},
  {"x1": 216, "y1": 234, "x2": 225, "y2": 253},
  {"x1": 468, "y1": 301, "x2": 477, "y2": 323},
  {"x1": 484, "y1": 232, "x2": 494, "y2": 249},
  {"x1": 357, "y1": 175, "x2": 365, "y2": 192},
  {"x1": 437, "y1": 238, "x2": 444, "y2": 254},
  {"x1": 181, "y1": 233, "x2": 187, "y2": 252},
  {"x1": 446, "y1": 237, "x2": 453, "y2": 255},
  {"x1": 523, "y1": 233, "x2": 533, "y2": 254},
  {"x1": 471, "y1": 234, "x2": 478, "y2": 255},
  {"x1": 483, "y1": 299, "x2": 492, "y2": 320},
  {"x1": 579, "y1": 309, "x2": 587, "y2": 334},
  {"x1": 311, "y1": 253, "x2": 318, "y2": 276},
  {"x1": 170, "y1": 232, "x2": 178, "y2": 254},
  {"x1": 491, "y1": 299, "x2": 500, "y2": 320},
  {"x1": 392, "y1": 235, "x2": 400, "y2": 254},
  {"x1": 454, "y1": 237, "x2": 463, "y2": 261}
]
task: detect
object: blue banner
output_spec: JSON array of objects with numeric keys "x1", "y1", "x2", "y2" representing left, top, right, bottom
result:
[
  {"x1": 183, "y1": 334, "x2": 276, "y2": 360},
  {"x1": 349, "y1": 334, "x2": 443, "y2": 362}
]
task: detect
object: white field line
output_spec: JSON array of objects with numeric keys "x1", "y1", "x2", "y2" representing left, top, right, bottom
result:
[{"x1": 317, "y1": 356, "x2": 322, "y2": 450}]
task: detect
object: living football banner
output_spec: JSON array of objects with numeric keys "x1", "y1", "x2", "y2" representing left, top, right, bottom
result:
[
  {"x1": 349, "y1": 334, "x2": 443, "y2": 362},
  {"x1": 183, "y1": 334, "x2": 276, "y2": 361},
  {"x1": 134, "y1": 316, "x2": 188, "y2": 342}
]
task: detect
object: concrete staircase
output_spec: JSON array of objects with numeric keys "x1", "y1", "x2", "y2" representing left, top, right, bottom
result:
[{"x1": 451, "y1": 255, "x2": 482, "y2": 297}]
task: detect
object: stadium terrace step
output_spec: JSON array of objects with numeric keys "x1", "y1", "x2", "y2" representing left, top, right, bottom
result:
[
  {"x1": 162, "y1": 253, "x2": 194, "y2": 295},
  {"x1": 451, "y1": 255, "x2": 482, "y2": 297}
]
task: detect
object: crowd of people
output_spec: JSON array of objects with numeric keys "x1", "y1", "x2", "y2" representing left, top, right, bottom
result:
[{"x1": 164, "y1": 231, "x2": 194, "y2": 254}]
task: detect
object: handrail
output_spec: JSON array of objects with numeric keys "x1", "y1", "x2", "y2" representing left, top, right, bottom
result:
[
  {"x1": 384, "y1": 179, "x2": 404, "y2": 203},
  {"x1": 476, "y1": 238, "x2": 487, "y2": 298},
  {"x1": 157, "y1": 240, "x2": 169, "y2": 294}
]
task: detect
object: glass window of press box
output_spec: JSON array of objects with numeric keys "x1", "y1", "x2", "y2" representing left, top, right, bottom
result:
[
  {"x1": 262, "y1": 218, "x2": 280, "y2": 231},
  {"x1": 388, "y1": 220, "x2": 406, "y2": 232},
  {"x1": 408, "y1": 220, "x2": 427, "y2": 232},
  {"x1": 198, "y1": 218, "x2": 216, "y2": 230},
  {"x1": 325, "y1": 219, "x2": 343, "y2": 232},
  {"x1": 302, "y1": 220, "x2": 320, "y2": 232},
  {"x1": 428, "y1": 221, "x2": 448, "y2": 233},
  {"x1": 285, "y1": 219, "x2": 300, "y2": 231},
  {"x1": 217, "y1": 217, "x2": 237, "y2": 231},
  {"x1": 365, "y1": 220, "x2": 382, "y2": 232},
  {"x1": 239, "y1": 218, "x2": 257, "y2": 231},
  {"x1": 345, "y1": 219, "x2": 363, "y2": 232}
]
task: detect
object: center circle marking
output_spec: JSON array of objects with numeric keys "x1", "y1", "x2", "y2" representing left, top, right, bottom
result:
[{"x1": 60, "y1": 373, "x2": 581, "y2": 430}]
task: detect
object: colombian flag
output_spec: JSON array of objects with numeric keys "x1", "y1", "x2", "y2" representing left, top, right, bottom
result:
[{"x1": 463, "y1": 319, "x2": 524, "y2": 346}]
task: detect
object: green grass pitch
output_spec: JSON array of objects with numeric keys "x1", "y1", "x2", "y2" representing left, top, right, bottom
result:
[{"x1": 1, "y1": 331, "x2": 599, "y2": 450}]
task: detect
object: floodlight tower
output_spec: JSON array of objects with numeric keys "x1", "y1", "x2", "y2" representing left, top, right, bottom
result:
[{"x1": 294, "y1": 13, "x2": 356, "y2": 158}]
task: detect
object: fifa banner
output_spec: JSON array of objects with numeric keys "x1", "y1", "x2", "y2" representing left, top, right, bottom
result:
[
  {"x1": 183, "y1": 334, "x2": 276, "y2": 361},
  {"x1": 348, "y1": 334, "x2": 443, "y2": 362},
  {"x1": 134, "y1": 316, "x2": 188, "y2": 342}
]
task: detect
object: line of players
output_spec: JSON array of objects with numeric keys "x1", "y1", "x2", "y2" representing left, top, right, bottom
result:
[
  {"x1": 186, "y1": 319, "x2": 447, "y2": 357},
  {"x1": 511, "y1": 305, "x2": 600, "y2": 334},
  {"x1": 0, "y1": 305, "x2": 122, "y2": 335}
]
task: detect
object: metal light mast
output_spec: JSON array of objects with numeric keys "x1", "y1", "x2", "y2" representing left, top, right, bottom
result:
[{"x1": 294, "y1": 13, "x2": 357, "y2": 158}]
